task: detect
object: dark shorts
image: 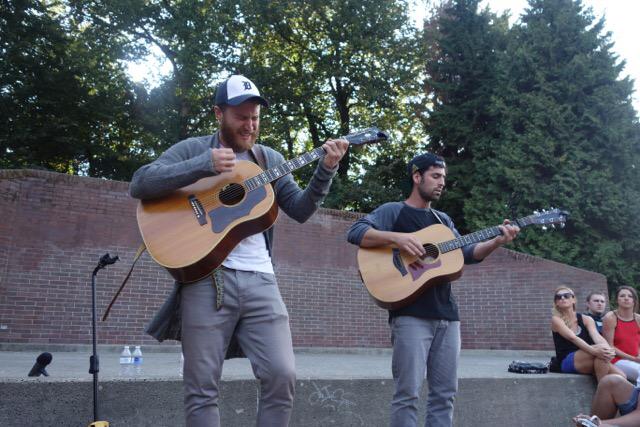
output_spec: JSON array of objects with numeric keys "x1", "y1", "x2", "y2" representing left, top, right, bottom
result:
[
  {"x1": 560, "y1": 352, "x2": 579, "y2": 374},
  {"x1": 618, "y1": 385, "x2": 640, "y2": 416}
]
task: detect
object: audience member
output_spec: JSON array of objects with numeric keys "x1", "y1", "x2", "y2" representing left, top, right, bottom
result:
[
  {"x1": 602, "y1": 286, "x2": 640, "y2": 384},
  {"x1": 584, "y1": 291, "x2": 607, "y2": 333},
  {"x1": 551, "y1": 286, "x2": 623, "y2": 381},
  {"x1": 573, "y1": 374, "x2": 640, "y2": 426}
]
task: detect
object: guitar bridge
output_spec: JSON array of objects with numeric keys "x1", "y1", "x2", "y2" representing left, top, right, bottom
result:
[{"x1": 188, "y1": 195, "x2": 207, "y2": 226}]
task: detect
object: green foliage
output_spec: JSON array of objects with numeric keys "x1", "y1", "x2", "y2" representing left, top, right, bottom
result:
[
  {"x1": 421, "y1": 0, "x2": 510, "y2": 231},
  {"x1": 0, "y1": 0, "x2": 149, "y2": 178},
  {"x1": 67, "y1": 0, "x2": 239, "y2": 141},
  {"x1": 437, "y1": 0, "x2": 640, "y2": 290},
  {"x1": 231, "y1": 0, "x2": 423, "y2": 195}
]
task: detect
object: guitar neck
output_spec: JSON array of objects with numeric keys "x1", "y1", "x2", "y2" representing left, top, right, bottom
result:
[
  {"x1": 242, "y1": 127, "x2": 388, "y2": 191},
  {"x1": 437, "y1": 217, "x2": 529, "y2": 253},
  {"x1": 244, "y1": 146, "x2": 325, "y2": 191}
]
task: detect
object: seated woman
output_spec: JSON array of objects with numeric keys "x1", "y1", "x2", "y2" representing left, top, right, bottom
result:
[
  {"x1": 551, "y1": 286, "x2": 623, "y2": 381},
  {"x1": 602, "y1": 286, "x2": 640, "y2": 383},
  {"x1": 573, "y1": 374, "x2": 640, "y2": 426}
]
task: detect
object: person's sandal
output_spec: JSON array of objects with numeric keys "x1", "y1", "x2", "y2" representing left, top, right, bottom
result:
[{"x1": 574, "y1": 415, "x2": 601, "y2": 427}]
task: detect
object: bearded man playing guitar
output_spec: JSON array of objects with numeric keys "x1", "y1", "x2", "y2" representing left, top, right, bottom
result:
[
  {"x1": 130, "y1": 75, "x2": 348, "y2": 427},
  {"x1": 347, "y1": 153, "x2": 519, "y2": 427}
]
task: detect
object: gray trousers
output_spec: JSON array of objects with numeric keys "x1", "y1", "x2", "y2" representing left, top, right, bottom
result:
[
  {"x1": 390, "y1": 316, "x2": 460, "y2": 427},
  {"x1": 180, "y1": 268, "x2": 296, "y2": 427}
]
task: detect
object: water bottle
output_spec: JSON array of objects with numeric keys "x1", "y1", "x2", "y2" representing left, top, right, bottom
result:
[
  {"x1": 132, "y1": 345, "x2": 143, "y2": 375},
  {"x1": 179, "y1": 352, "x2": 184, "y2": 378},
  {"x1": 119, "y1": 345, "x2": 133, "y2": 377}
]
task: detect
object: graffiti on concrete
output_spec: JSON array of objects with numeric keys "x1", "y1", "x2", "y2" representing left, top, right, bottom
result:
[{"x1": 308, "y1": 382, "x2": 364, "y2": 426}]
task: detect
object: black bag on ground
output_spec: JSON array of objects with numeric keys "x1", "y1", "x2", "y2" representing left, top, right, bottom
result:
[{"x1": 508, "y1": 360, "x2": 549, "y2": 374}]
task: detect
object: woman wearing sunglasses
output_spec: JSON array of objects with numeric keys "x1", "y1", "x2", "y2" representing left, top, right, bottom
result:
[
  {"x1": 551, "y1": 286, "x2": 623, "y2": 381},
  {"x1": 602, "y1": 286, "x2": 640, "y2": 383}
]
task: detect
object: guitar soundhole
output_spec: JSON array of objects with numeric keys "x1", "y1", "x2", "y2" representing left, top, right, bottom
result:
[
  {"x1": 218, "y1": 183, "x2": 245, "y2": 206},
  {"x1": 421, "y1": 244, "x2": 440, "y2": 263}
]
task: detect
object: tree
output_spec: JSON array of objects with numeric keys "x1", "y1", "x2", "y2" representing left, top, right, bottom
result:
[
  {"x1": 230, "y1": 0, "x2": 423, "y2": 208},
  {"x1": 465, "y1": 0, "x2": 640, "y2": 289},
  {"x1": 3, "y1": 0, "x2": 426, "y2": 190},
  {"x1": 0, "y1": 0, "x2": 148, "y2": 178},
  {"x1": 421, "y1": 0, "x2": 510, "y2": 232},
  {"x1": 69, "y1": 0, "x2": 238, "y2": 142}
]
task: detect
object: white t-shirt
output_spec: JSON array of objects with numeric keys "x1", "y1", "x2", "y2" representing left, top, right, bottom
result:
[
  {"x1": 220, "y1": 150, "x2": 274, "y2": 274},
  {"x1": 222, "y1": 232, "x2": 274, "y2": 274}
]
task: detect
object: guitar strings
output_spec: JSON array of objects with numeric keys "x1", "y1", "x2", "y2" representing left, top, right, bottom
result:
[
  {"x1": 196, "y1": 169, "x2": 275, "y2": 207},
  {"x1": 196, "y1": 160, "x2": 289, "y2": 206},
  {"x1": 196, "y1": 151, "x2": 321, "y2": 207},
  {"x1": 421, "y1": 244, "x2": 440, "y2": 260},
  {"x1": 198, "y1": 184, "x2": 248, "y2": 206}
]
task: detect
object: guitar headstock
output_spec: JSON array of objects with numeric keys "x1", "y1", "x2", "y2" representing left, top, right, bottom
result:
[
  {"x1": 343, "y1": 127, "x2": 389, "y2": 146},
  {"x1": 519, "y1": 208, "x2": 569, "y2": 230}
]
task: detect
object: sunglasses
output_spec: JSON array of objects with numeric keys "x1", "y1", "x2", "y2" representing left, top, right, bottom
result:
[{"x1": 555, "y1": 292, "x2": 574, "y2": 301}]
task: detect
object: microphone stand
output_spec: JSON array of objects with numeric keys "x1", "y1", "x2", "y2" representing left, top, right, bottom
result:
[{"x1": 88, "y1": 253, "x2": 118, "y2": 427}]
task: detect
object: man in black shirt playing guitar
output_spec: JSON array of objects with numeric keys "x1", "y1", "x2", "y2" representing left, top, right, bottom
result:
[{"x1": 347, "y1": 153, "x2": 519, "y2": 427}]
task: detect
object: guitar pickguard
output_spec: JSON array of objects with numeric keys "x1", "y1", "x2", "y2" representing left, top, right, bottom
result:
[
  {"x1": 407, "y1": 258, "x2": 442, "y2": 281},
  {"x1": 208, "y1": 186, "x2": 267, "y2": 233}
]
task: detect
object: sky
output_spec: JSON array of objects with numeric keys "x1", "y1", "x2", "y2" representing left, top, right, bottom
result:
[{"x1": 128, "y1": 0, "x2": 640, "y2": 113}]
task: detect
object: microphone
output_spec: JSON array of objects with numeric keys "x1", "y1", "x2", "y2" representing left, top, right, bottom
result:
[
  {"x1": 28, "y1": 352, "x2": 52, "y2": 377},
  {"x1": 98, "y1": 253, "x2": 119, "y2": 268}
]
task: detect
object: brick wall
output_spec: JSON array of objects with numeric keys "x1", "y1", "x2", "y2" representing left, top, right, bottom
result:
[{"x1": 0, "y1": 169, "x2": 607, "y2": 350}]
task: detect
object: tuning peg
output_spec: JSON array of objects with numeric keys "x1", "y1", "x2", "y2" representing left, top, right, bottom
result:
[
  {"x1": 533, "y1": 210, "x2": 539, "y2": 215},
  {"x1": 541, "y1": 225, "x2": 548, "y2": 231},
  {"x1": 551, "y1": 224, "x2": 556, "y2": 229},
  {"x1": 560, "y1": 223, "x2": 565, "y2": 229}
]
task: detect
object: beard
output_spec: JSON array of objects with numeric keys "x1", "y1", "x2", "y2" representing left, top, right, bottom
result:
[
  {"x1": 418, "y1": 186, "x2": 442, "y2": 203},
  {"x1": 219, "y1": 119, "x2": 258, "y2": 152}
]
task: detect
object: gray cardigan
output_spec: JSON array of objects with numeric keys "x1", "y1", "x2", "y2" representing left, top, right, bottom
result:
[{"x1": 132, "y1": 132, "x2": 338, "y2": 342}]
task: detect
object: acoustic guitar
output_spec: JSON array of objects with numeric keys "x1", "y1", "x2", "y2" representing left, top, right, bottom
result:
[
  {"x1": 357, "y1": 208, "x2": 568, "y2": 309},
  {"x1": 137, "y1": 127, "x2": 388, "y2": 283}
]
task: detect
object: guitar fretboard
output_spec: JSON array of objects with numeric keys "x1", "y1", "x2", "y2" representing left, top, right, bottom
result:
[
  {"x1": 436, "y1": 217, "x2": 530, "y2": 253},
  {"x1": 244, "y1": 147, "x2": 326, "y2": 191},
  {"x1": 240, "y1": 127, "x2": 386, "y2": 191}
]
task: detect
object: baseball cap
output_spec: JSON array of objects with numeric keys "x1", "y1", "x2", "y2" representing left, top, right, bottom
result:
[
  {"x1": 214, "y1": 75, "x2": 269, "y2": 107},
  {"x1": 407, "y1": 153, "x2": 446, "y2": 176}
]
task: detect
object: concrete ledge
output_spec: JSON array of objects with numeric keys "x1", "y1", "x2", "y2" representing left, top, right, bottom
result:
[
  {"x1": 0, "y1": 349, "x2": 594, "y2": 426},
  {"x1": 0, "y1": 377, "x2": 594, "y2": 427}
]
